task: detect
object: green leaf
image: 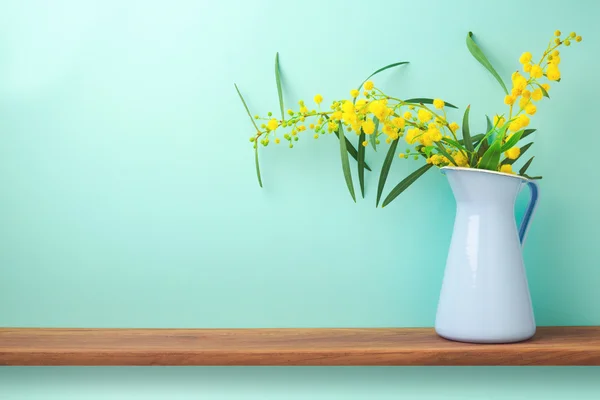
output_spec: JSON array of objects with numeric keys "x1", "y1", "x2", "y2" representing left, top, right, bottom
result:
[
  {"x1": 236, "y1": 83, "x2": 263, "y2": 188},
  {"x1": 523, "y1": 174, "x2": 542, "y2": 180},
  {"x1": 476, "y1": 123, "x2": 508, "y2": 153},
  {"x1": 477, "y1": 137, "x2": 490, "y2": 160},
  {"x1": 275, "y1": 53, "x2": 285, "y2": 121},
  {"x1": 519, "y1": 156, "x2": 535, "y2": 176},
  {"x1": 478, "y1": 138, "x2": 502, "y2": 171},
  {"x1": 358, "y1": 61, "x2": 409, "y2": 91},
  {"x1": 381, "y1": 164, "x2": 434, "y2": 208},
  {"x1": 502, "y1": 142, "x2": 533, "y2": 165},
  {"x1": 423, "y1": 145, "x2": 434, "y2": 158},
  {"x1": 358, "y1": 130, "x2": 366, "y2": 198},
  {"x1": 500, "y1": 129, "x2": 525, "y2": 152},
  {"x1": 376, "y1": 139, "x2": 399, "y2": 207},
  {"x1": 442, "y1": 137, "x2": 464, "y2": 149},
  {"x1": 403, "y1": 98, "x2": 458, "y2": 109},
  {"x1": 324, "y1": 115, "x2": 372, "y2": 171},
  {"x1": 461, "y1": 106, "x2": 474, "y2": 161},
  {"x1": 521, "y1": 128, "x2": 536, "y2": 140},
  {"x1": 486, "y1": 115, "x2": 496, "y2": 145},
  {"x1": 370, "y1": 117, "x2": 380, "y2": 151},
  {"x1": 466, "y1": 32, "x2": 509, "y2": 95},
  {"x1": 254, "y1": 145, "x2": 263, "y2": 188},
  {"x1": 434, "y1": 142, "x2": 458, "y2": 166},
  {"x1": 534, "y1": 83, "x2": 550, "y2": 98},
  {"x1": 333, "y1": 131, "x2": 372, "y2": 171},
  {"x1": 338, "y1": 122, "x2": 356, "y2": 202},
  {"x1": 458, "y1": 133, "x2": 484, "y2": 146},
  {"x1": 234, "y1": 83, "x2": 260, "y2": 132}
]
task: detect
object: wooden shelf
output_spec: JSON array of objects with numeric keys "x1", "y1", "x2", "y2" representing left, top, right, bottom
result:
[{"x1": 1, "y1": 327, "x2": 599, "y2": 366}]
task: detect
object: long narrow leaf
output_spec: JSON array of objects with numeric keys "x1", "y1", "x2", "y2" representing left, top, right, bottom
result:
[
  {"x1": 370, "y1": 117, "x2": 380, "y2": 150},
  {"x1": 477, "y1": 138, "x2": 489, "y2": 161},
  {"x1": 403, "y1": 98, "x2": 458, "y2": 109},
  {"x1": 460, "y1": 133, "x2": 484, "y2": 146},
  {"x1": 500, "y1": 129, "x2": 525, "y2": 152},
  {"x1": 434, "y1": 142, "x2": 458, "y2": 166},
  {"x1": 478, "y1": 138, "x2": 502, "y2": 171},
  {"x1": 476, "y1": 124, "x2": 508, "y2": 153},
  {"x1": 502, "y1": 142, "x2": 533, "y2": 165},
  {"x1": 521, "y1": 129, "x2": 536, "y2": 140},
  {"x1": 442, "y1": 137, "x2": 464, "y2": 149},
  {"x1": 466, "y1": 32, "x2": 509, "y2": 95},
  {"x1": 236, "y1": 83, "x2": 263, "y2": 188},
  {"x1": 376, "y1": 139, "x2": 399, "y2": 207},
  {"x1": 324, "y1": 115, "x2": 372, "y2": 171},
  {"x1": 254, "y1": 145, "x2": 263, "y2": 188},
  {"x1": 275, "y1": 53, "x2": 285, "y2": 121},
  {"x1": 234, "y1": 83, "x2": 260, "y2": 132},
  {"x1": 381, "y1": 164, "x2": 434, "y2": 208},
  {"x1": 358, "y1": 130, "x2": 366, "y2": 198},
  {"x1": 486, "y1": 115, "x2": 495, "y2": 145},
  {"x1": 333, "y1": 131, "x2": 372, "y2": 171},
  {"x1": 519, "y1": 156, "x2": 535, "y2": 175},
  {"x1": 462, "y1": 106, "x2": 474, "y2": 159},
  {"x1": 358, "y1": 61, "x2": 409, "y2": 90},
  {"x1": 275, "y1": 52, "x2": 285, "y2": 121},
  {"x1": 338, "y1": 122, "x2": 356, "y2": 202}
]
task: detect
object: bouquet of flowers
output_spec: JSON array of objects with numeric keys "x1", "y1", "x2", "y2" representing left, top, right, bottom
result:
[{"x1": 236, "y1": 31, "x2": 582, "y2": 207}]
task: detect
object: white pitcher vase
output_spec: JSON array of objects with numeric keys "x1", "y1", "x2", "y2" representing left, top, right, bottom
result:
[{"x1": 435, "y1": 166, "x2": 540, "y2": 343}]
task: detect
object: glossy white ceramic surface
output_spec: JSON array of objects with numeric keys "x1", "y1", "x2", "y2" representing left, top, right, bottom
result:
[{"x1": 435, "y1": 167, "x2": 540, "y2": 343}]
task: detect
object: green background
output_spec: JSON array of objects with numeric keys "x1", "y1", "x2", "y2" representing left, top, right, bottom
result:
[{"x1": 1, "y1": 0, "x2": 599, "y2": 398}]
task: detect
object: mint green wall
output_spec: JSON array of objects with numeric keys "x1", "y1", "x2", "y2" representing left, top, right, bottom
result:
[{"x1": 1, "y1": 0, "x2": 599, "y2": 398}]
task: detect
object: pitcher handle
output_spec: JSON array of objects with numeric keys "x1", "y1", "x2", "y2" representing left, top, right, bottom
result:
[{"x1": 519, "y1": 180, "x2": 540, "y2": 246}]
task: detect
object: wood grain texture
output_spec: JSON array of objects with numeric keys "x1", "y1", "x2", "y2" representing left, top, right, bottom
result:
[{"x1": 1, "y1": 327, "x2": 599, "y2": 366}]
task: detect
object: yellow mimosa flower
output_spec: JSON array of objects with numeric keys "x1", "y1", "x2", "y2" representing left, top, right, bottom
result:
[
  {"x1": 525, "y1": 104, "x2": 537, "y2": 115},
  {"x1": 433, "y1": 99, "x2": 445, "y2": 109},
  {"x1": 417, "y1": 108, "x2": 432, "y2": 122},
  {"x1": 405, "y1": 128, "x2": 420, "y2": 144},
  {"x1": 529, "y1": 64, "x2": 543, "y2": 79},
  {"x1": 392, "y1": 117, "x2": 406, "y2": 129},
  {"x1": 519, "y1": 52, "x2": 532, "y2": 64},
  {"x1": 504, "y1": 95, "x2": 516, "y2": 105},
  {"x1": 342, "y1": 101, "x2": 355, "y2": 114},
  {"x1": 267, "y1": 118, "x2": 279, "y2": 131},
  {"x1": 453, "y1": 151, "x2": 469, "y2": 167},
  {"x1": 361, "y1": 118, "x2": 376, "y2": 135},
  {"x1": 547, "y1": 64, "x2": 561, "y2": 80},
  {"x1": 505, "y1": 147, "x2": 521, "y2": 160},
  {"x1": 531, "y1": 88, "x2": 543, "y2": 101}
]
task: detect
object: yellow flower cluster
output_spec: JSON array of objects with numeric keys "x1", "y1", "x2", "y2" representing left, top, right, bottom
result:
[
  {"x1": 246, "y1": 30, "x2": 582, "y2": 177},
  {"x1": 250, "y1": 81, "x2": 464, "y2": 166},
  {"x1": 492, "y1": 30, "x2": 582, "y2": 174}
]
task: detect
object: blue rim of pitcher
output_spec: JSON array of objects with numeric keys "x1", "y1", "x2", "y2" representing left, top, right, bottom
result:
[{"x1": 440, "y1": 166, "x2": 532, "y2": 182}]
